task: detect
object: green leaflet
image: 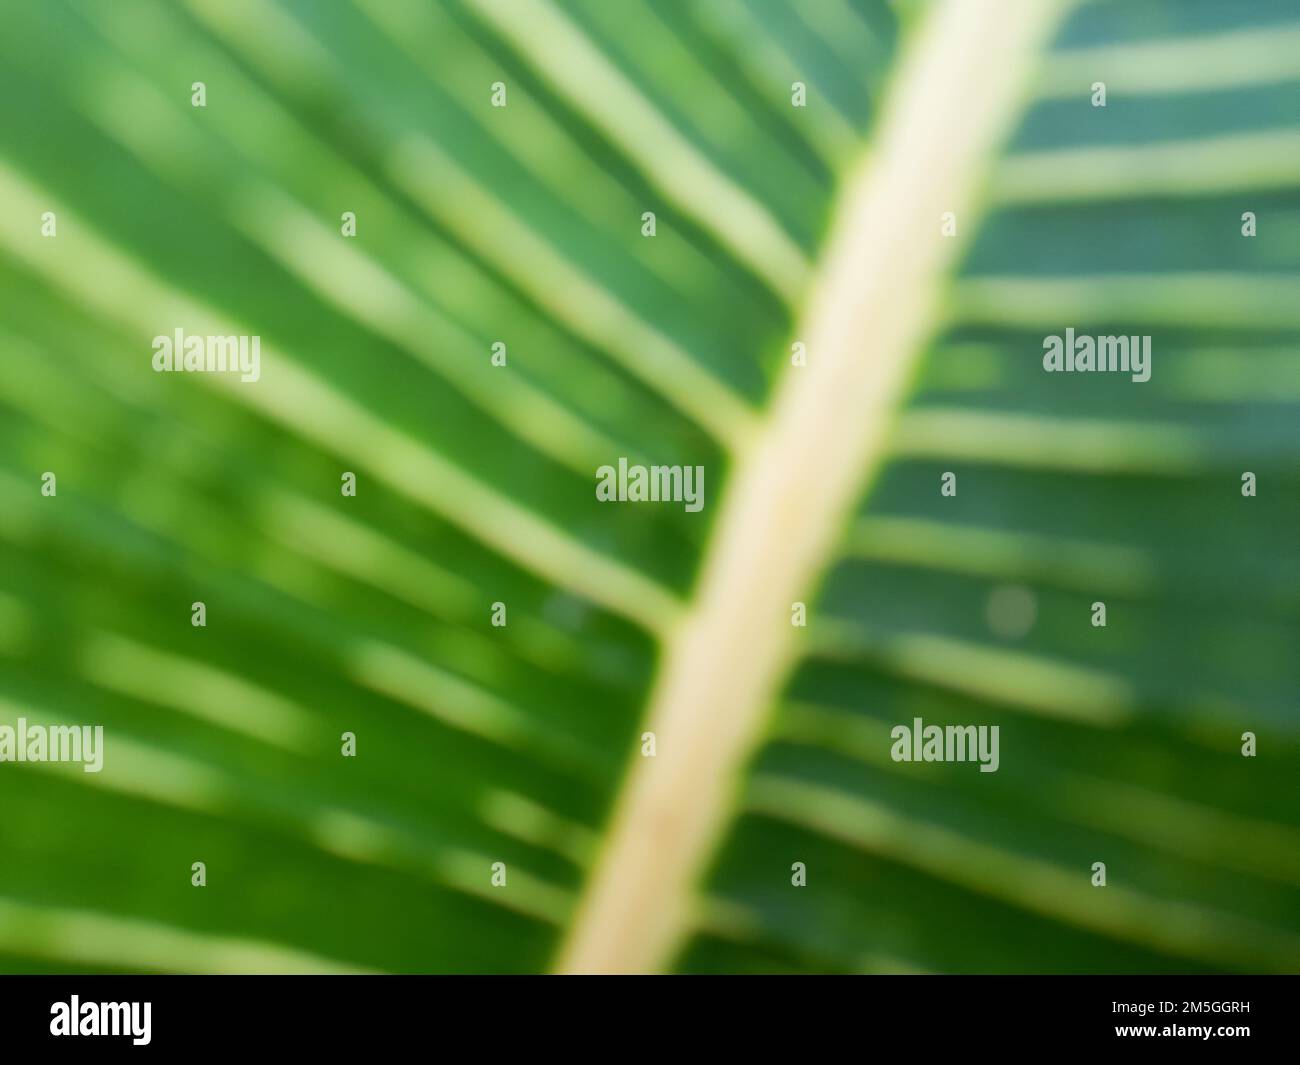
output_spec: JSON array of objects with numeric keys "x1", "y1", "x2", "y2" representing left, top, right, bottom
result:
[{"x1": 0, "y1": 0, "x2": 1296, "y2": 975}]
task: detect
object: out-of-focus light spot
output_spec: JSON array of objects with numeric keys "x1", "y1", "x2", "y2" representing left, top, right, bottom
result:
[{"x1": 986, "y1": 583, "x2": 1037, "y2": 640}]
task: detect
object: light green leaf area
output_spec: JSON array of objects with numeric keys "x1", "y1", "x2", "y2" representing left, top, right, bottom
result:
[{"x1": 0, "y1": 0, "x2": 1296, "y2": 974}]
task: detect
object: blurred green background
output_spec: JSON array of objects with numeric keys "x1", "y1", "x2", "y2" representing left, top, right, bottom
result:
[{"x1": 0, "y1": 0, "x2": 1298, "y2": 973}]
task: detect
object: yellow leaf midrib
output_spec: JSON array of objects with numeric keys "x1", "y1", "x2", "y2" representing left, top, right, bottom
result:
[{"x1": 555, "y1": 0, "x2": 1073, "y2": 974}]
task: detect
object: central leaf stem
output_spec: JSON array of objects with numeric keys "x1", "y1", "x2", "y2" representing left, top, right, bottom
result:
[{"x1": 557, "y1": 0, "x2": 1070, "y2": 974}]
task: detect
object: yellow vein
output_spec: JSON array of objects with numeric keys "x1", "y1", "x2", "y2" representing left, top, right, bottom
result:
[
  {"x1": 554, "y1": 0, "x2": 1070, "y2": 974},
  {"x1": 277, "y1": 0, "x2": 756, "y2": 386},
  {"x1": 995, "y1": 128, "x2": 1300, "y2": 202},
  {"x1": 949, "y1": 273, "x2": 1300, "y2": 330},
  {"x1": 1038, "y1": 24, "x2": 1300, "y2": 99},
  {"x1": 892, "y1": 408, "x2": 1215, "y2": 473},
  {"x1": 0, "y1": 161, "x2": 681, "y2": 635},
  {"x1": 808, "y1": 619, "x2": 1135, "y2": 726},
  {"x1": 384, "y1": 135, "x2": 759, "y2": 453},
  {"x1": 746, "y1": 774, "x2": 1300, "y2": 972},
  {"x1": 179, "y1": 0, "x2": 758, "y2": 453},
  {"x1": 57, "y1": 39, "x2": 628, "y2": 475},
  {"x1": 0, "y1": 370, "x2": 590, "y2": 684},
  {"x1": 0, "y1": 896, "x2": 372, "y2": 974},
  {"x1": 78, "y1": 630, "x2": 317, "y2": 751},
  {"x1": 0, "y1": 698, "x2": 574, "y2": 929},
  {"x1": 775, "y1": 702, "x2": 1300, "y2": 887},
  {"x1": 467, "y1": 0, "x2": 812, "y2": 302},
  {"x1": 843, "y1": 515, "x2": 1160, "y2": 595},
  {"x1": 700, "y1": 0, "x2": 862, "y2": 162}
]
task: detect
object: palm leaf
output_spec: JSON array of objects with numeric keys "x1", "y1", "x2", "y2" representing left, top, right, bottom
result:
[{"x1": 0, "y1": 0, "x2": 1296, "y2": 975}]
